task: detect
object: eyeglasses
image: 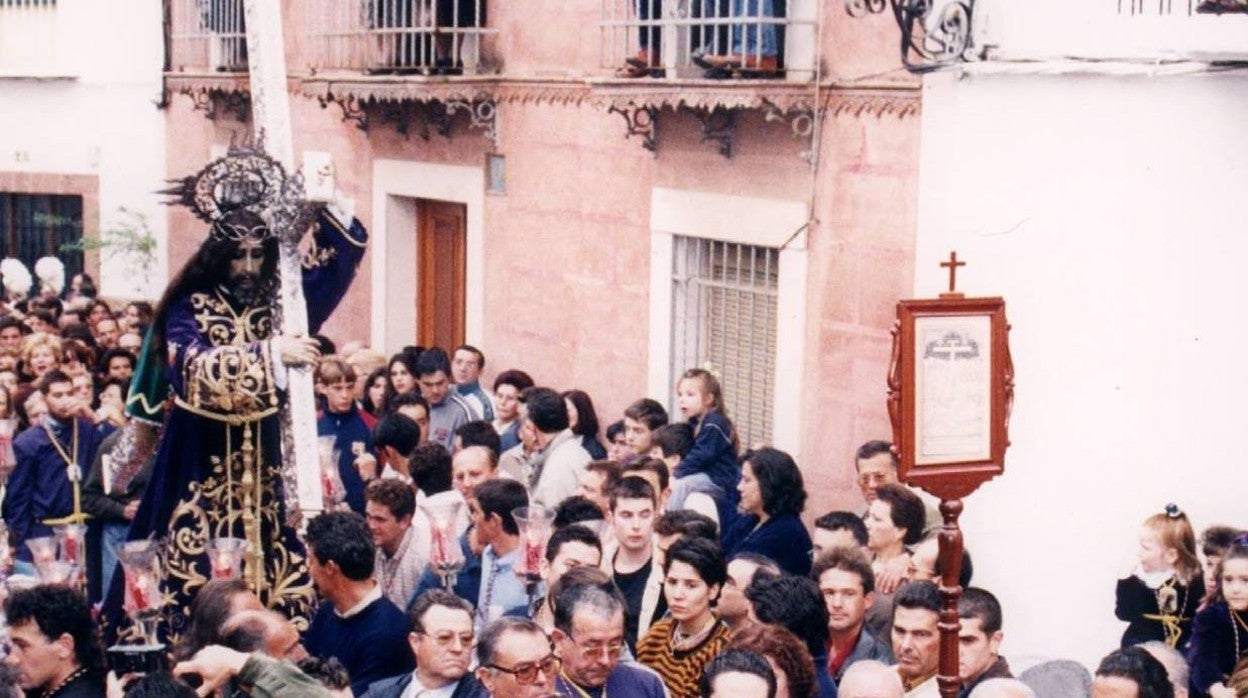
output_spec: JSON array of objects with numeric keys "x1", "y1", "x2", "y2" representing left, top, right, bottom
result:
[
  {"x1": 486, "y1": 654, "x2": 561, "y2": 685},
  {"x1": 856, "y1": 472, "x2": 891, "y2": 487},
  {"x1": 418, "y1": 631, "x2": 474, "y2": 649},
  {"x1": 567, "y1": 635, "x2": 625, "y2": 660}
]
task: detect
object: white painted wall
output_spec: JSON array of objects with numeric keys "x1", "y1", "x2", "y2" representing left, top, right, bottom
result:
[
  {"x1": 915, "y1": 69, "x2": 1248, "y2": 669},
  {"x1": 0, "y1": 0, "x2": 167, "y2": 299}
]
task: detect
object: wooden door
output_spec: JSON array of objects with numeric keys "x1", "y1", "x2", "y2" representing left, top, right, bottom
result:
[{"x1": 417, "y1": 200, "x2": 466, "y2": 350}]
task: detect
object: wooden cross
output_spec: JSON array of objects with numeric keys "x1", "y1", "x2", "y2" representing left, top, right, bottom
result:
[
  {"x1": 941, "y1": 251, "x2": 966, "y2": 295},
  {"x1": 244, "y1": 0, "x2": 324, "y2": 532}
]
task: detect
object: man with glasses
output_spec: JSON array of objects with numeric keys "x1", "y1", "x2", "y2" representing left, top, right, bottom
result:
[
  {"x1": 551, "y1": 569, "x2": 667, "y2": 697},
  {"x1": 853, "y1": 440, "x2": 940, "y2": 538},
  {"x1": 358, "y1": 590, "x2": 485, "y2": 698},
  {"x1": 475, "y1": 617, "x2": 561, "y2": 698}
]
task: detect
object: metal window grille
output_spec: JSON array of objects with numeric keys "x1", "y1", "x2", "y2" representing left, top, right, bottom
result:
[
  {"x1": 601, "y1": 0, "x2": 812, "y2": 77},
  {"x1": 0, "y1": 194, "x2": 84, "y2": 285},
  {"x1": 169, "y1": 0, "x2": 248, "y2": 72},
  {"x1": 1118, "y1": 0, "x2": 1194, "y2": 15},
  {"x1": 670, "y1": 236, "x2": 778, "y2": 450},
  {"x1": 306, "y1": 0, "x2": 493, "y2": 74}
]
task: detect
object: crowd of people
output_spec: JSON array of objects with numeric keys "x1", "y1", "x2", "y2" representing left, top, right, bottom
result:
[{"x1": 0, "y1": 262, "x2": 1245, "y2": 698}]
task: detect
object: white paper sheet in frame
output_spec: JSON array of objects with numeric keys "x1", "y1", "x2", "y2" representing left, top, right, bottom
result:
[{"x1": 913, "y1": 313, "x2": 993, "y2": 465}]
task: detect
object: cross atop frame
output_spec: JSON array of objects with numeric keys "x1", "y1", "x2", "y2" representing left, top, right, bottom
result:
[{"x1": 940, "y1": 250, "x2": 966, "y2": 297}]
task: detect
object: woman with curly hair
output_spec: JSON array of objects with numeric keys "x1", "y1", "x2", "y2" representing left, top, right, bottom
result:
[
  {"x1": 727, "y1": 622, "x2": 817, "y2": 698},
  {"x1": 20, "y1": 332, "x2": 61, "y2": 383}
]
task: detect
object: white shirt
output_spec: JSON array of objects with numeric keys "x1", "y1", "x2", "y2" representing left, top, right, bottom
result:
[
  {"x1": 335, "y1": 582, "x2": 383, "y2": 619},
  {"x1": 399, "y1": 673, "x2": 460, "y2": 698}
]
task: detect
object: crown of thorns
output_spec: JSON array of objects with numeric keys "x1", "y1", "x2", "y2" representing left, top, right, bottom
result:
[{"x1": 159, "y1": 137, "x2": 318, "y2": 242}]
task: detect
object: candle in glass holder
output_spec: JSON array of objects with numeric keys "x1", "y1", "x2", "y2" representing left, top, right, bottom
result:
[
  {"x1": 55, "y1": 525, "x2": 86, "y2": 565},
  {"x1": 26, "y1": 536, "x2": 57, "y2": 568},
  {"x1": 431, "y1": 526, "x2": 449, "y2": 567},
  {"x1": 523, "y1": 535, "x2": 543, "y2": 577},
  {"x1": 510, "y1": 506, "x2": 555, "y2": 578},
  {"x1": 205, "y1": 538, "x2": 247, "y2": 580},
  {"x1": 124, "y1": 570, "x2": 157, "y2": 614},
  {"x1": 39, "y1": 561, "x2": 77, "y2": 586},
  {"x1": 211, "y1": 551, "x2": 233, "y2": 579}
]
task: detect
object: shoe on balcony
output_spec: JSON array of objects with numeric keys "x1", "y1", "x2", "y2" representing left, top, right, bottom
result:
[
  {"x1": 693, "y1": 53, "x2": 740, "y2": 70},
  {"x1": 737, "y1": 54, "x2": 779, "y2": 75},
  {"x1": 615, "y1": 63, "x2": 650, "y2": 78},
  {"x1": 625, "y1": 50, "x2": 652, "y2": 69}
]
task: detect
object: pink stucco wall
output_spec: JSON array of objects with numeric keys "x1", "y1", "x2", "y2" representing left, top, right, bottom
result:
[{"x1": 164, "y1": 0, "x2": 920, "y2": 518}]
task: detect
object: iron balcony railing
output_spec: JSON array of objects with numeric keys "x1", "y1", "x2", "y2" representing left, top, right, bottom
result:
[
  {"x1": 306, "y1": 0, "x2": 495, "y2": 75},
  {"x1": 0, "y1": 0, "x2": 61, "y2": 76},
  {"x1": 170, "y1": 0, "x2": 248, "y2": 72},
  {"x1": 601, "y1": 0, "x2": 817, "y2": 80}
]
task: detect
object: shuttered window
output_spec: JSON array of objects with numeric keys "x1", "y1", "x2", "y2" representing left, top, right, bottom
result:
[
  {"x1": 0, "y1": 193, "x2": 84, "y2": 284},
  {"x1": 670, "y1": 236, "x2": 778, "y2": 450}
]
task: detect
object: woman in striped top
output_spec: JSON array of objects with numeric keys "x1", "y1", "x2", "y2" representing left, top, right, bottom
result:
[{"x1": 635, "y1": 536, "x2": 733, "y2": 698}]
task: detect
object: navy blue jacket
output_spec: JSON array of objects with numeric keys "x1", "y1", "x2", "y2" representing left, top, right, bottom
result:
[
  {"x1": 723, "y1": 512, "x2": 813, "y2": 576},
  {"x1": 360, "y1": 671, "x2": 486, "y2": 698},
  {"x1": 4, "y1": 417, "x2": 104, "y2": 560},
  {"x1": 304, "y1": 595, "x2": 414, "y2": 696},
  {"x1": 674, "y1": 411, "x2": 740, "y2": 498}
]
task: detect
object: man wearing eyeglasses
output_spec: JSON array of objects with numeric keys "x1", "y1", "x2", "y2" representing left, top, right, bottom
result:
[
  {"x1": 358, "y1": 589, "x2": 485, "y2": 698},
  {"x1": 551, "y1": 569, "x2": 667, "y2": 697},
  {"x1": 475, "y1": 617, "x2": 562, "y2": 698}
]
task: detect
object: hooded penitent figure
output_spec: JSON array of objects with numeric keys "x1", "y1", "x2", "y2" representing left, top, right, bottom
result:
[{"x1": 103, "y1": 145, "x2": 367, "y2": 642}]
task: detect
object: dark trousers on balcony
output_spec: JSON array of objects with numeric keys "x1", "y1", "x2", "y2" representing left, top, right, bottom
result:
[{"x1": 635, "y1": 0, "x2": 662, "y2": 63}]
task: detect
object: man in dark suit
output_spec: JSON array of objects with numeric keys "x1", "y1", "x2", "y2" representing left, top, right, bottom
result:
[
  {"x1": 4, "y1": 369, "x2": 103, "y2": 564},
  {"x1": 359, "y1": 589, "x2": 486, "y2": 698}
]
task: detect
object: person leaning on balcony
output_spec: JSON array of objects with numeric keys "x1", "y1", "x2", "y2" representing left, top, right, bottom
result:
[{"x1": 694, "y1": 0, "x2": 779, "y2": 76}]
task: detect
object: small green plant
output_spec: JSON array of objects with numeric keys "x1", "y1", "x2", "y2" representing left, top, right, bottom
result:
[{"x1": 58, "y1": 207, "x2": 159, "y2": 286}]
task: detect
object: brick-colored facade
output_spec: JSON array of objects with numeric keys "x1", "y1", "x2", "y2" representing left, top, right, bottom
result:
[{"x1": 163, "y1": 0, "x2": 920, "y2": 516}]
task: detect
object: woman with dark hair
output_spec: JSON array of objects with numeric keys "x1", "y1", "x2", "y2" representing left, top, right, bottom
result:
[
  {"x1": 361, "y1": 366, "x2": 391, "y2": 418},
  {"x1": 562, "y1": 388, "x2": 606, "y2": 460},
  {"x1": 387, "y1": 351, "x2": 419, "y2": 398},
  {"x1": 637, "y1": 537, "x2": 732, "y2": 698},
  {"x1": 493, "y1": 368, "x2": 534, "y2": 452},
  {"x1": 64, "y1": 272, "x2": 98, "y2": 306},
  {"x1": 865, "y1": 483, "x2": 925, "y2": 572},
  {"x1": 721, "y1": 447, "x2": 812, "y2": 576},
  {"x1": 61, "y1": 338, "x2": 97, "y2": 380},
  {"x1": 174, "y1": 578, "x2": 263, "y2": 661},
  {"x1": 121, "y1": 300, "x2": 154, "y2": 335},
  {"x1": 85, "y1": 298, "x2": 113, "y2": 331},
  {"x1": 727, "y1": 622, "x2": 816, "y2": 698}
]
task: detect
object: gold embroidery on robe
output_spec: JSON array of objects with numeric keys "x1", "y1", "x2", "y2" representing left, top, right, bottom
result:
[
  {"x1": 162, "y1": 435, "x2": 314, "y2": 639},
  {"x1": 174, "y1": 291, "x2": 279, "y2": 424}
]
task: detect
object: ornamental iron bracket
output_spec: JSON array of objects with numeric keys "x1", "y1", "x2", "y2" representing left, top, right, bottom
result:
[
  {"x1": 179, "y1": 86, "x2": 252, "y2": 123},
  {"x1": 445, "y1": 97, "x2": 500, "y2": 150},
  {"x1": 608, "y1": 105, "x2": 659, "y2": 155},
  {"x1": 762, "y1": 101, "x2": 819, "y2": 167},
  {"x1": 689, "y1": 107, "x2": 737, "y2": 159},
  {"x1": 315, "y1": 93, "x2": 497, "y2": 147},
  {"x1": 846, "y1": 0, "x2": 975, "y2": 73},
  {"x1": 318, "y1": 93, "x2": 369, "y2": 131}
]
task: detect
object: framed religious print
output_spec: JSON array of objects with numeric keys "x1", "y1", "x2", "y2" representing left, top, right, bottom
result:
[{"x1": 888, "y1": 295, "x2": 1013, "y2": 500}]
